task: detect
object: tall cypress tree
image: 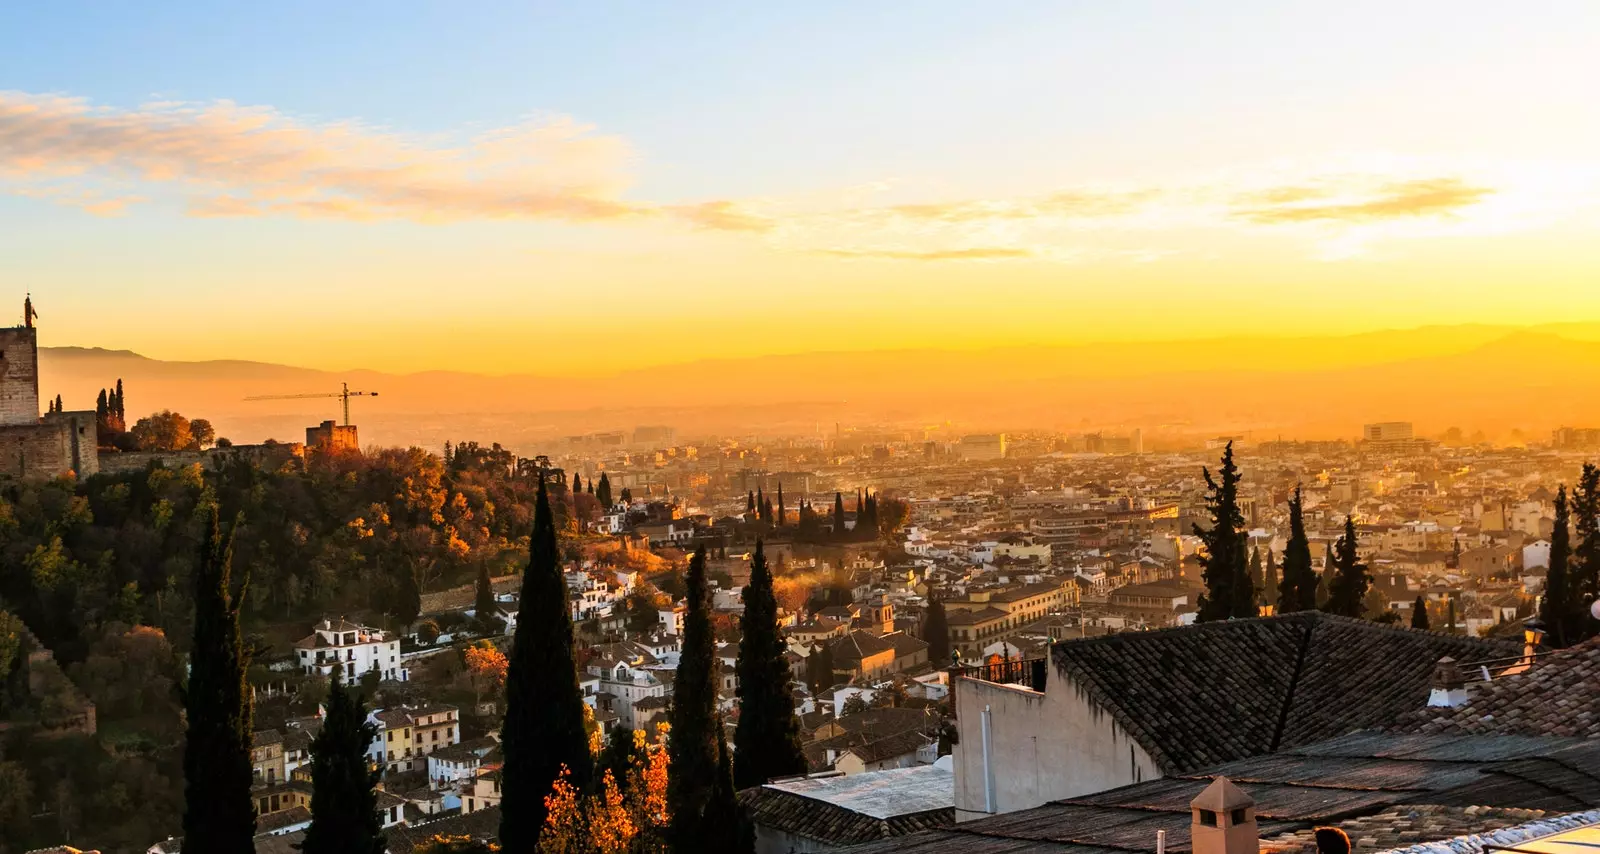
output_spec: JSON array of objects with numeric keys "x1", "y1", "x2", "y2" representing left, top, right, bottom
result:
[
  {"x1": 834, "y1": 492, "x2": 846, "y2": 540},
  {"x1": 498, "y1": 476, "x2": 593, "y2": 851},
  {"x1": 114, "y1": 377, "x2": 125, "y2": 420},
  {"x1": 734, "y1": 541, "x2": 806, "y2": 789},
  {"x1": 924, "y1": 598, "x2": 950, "y2": 667},
  {"x1": 668, "y1": 546, "x2": 719, "y2": 848},
  {"x1": 747, "y1": 491, "x2": 756, "y2": 514},
  {"x1": 596, "y1": 473, "x2": 612, "y2": 508},
  {"x1": 392, "y1": 562, "x2": 423, "y2": 633},
  {"x1": 301, "y1": 673, "x2": 385, "y2": 854},
  {"x1": 757, "y1": 488, "x2": 766, "y2": 523},
  {"x1": 1195, "y1": 442, "x2": 1252, "y2": 621},
  {"x1": 1411, "y1": 595, "x2": 1430, "y2": 630},
  {"x1": 777, "y1": 483, "x2": 785, "y2": 527},
  {"x1": 1572, "y1": 464, "x2": 1600, "y2": 642},
  {"x1": 806, "y1": 642, "x2": 835, "y2": 696},
  {"x1": 1542, "y1": 484, "x2": 1575, "y2": 647},
  {"x1": 473, "y1": 563, "x2": 497, "y2": 631},
  {"x1": 182, "y1": 507, "x2": 256, "y2": 853},
  {"x1": 1323, "y1": 516, "x2": 1369, "y2": 618},
  {"x1": 1263, "y1": 550, "x2": 1278, "y2": 612},
  {"x1": 1281, "y1": 487, "x2": 1315, "y2": 611},
  {"x1": 706, "y1": 720, "x2": 754, "y2": 853},
  {"x1": 572, "y1": 473, "x2": 582, "y2": 494},
  {"x1": 1248, "y1": 547, "x2": 1264, "y2": 606}
]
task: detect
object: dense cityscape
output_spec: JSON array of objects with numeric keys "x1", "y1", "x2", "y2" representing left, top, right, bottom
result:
[{"x1": 6, "y1": 300, "x2": 1600, "y2": 853}]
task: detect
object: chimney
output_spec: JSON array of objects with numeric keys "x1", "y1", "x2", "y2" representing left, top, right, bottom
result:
[
  {"x1": 1427, "y1": 656, "x2": 1469, "y2": 708},
  {"x1": 1190, "y1": 776, "x2": 1257, "y2": 854}
]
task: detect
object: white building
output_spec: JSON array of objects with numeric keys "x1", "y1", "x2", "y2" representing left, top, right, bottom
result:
[
  {"x1": 591, "y1": 658, "x2": 667, "y2": 729},
  {"x1": 294, "y1": 618, "x2": 407, "y2": 686},
  {"x1": 958, "y1": 434, "x2": 1007, "y2": 461}
]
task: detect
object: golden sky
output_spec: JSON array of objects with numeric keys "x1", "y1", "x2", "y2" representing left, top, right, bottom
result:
[{"x1": 3, "y1": 2, "x2": 1600, "y2": 374}]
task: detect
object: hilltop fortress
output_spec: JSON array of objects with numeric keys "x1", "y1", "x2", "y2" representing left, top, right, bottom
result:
[{"x1": 0, "y1": 297, "x2": 97, "y2": 479}]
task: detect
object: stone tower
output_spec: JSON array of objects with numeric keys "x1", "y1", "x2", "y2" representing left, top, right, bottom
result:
[{"x1": 0, "y1": 304, "x2": 41, "y2": 426}]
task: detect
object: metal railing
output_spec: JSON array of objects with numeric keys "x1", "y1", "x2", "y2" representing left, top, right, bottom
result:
[{"x1": 949, "y1": 657, "x2": 1048, "y2": 718}]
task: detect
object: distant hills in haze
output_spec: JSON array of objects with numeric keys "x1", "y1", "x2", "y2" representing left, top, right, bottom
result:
[{"x1": 37, "y1": 321, "x2": 1600, "y2": 451}]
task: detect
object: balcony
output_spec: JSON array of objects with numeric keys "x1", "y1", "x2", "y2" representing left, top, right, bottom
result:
[{"x1": 949, "y1": 657, "x2": 1047, "y2": 718}]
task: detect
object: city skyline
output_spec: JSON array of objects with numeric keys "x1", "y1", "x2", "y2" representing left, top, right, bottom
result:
[{"x1": 4, "y1": 1, "x2": 1600, "y2": 373}]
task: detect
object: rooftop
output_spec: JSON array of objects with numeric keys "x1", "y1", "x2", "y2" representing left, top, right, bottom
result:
[{"x1": 739, "y1": 764, "x2": 954, "y2": 848}]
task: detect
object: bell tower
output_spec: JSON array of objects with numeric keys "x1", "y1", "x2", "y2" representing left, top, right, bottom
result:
[{"x1": 0, "y1": 296, "x2": 41, "y2": 426}]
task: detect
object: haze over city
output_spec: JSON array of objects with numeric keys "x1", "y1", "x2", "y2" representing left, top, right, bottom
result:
[{"x1": 9, "y1": 6, "x2": 1600, "y2": 854}]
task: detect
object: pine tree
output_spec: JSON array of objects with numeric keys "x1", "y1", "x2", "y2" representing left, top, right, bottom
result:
[
  {"x1": 733, "y1": 541, "x2": 806, "y2": 789},
  {"x1": 668, "y1": 546, "x2": 719, "y2": 849},
  {"x1": 597, "y1": 473, "x2": 612, "y2": 508},
  {"x1": 1411, "y1": 595, "x2": 1430, "y2": 630},
  {"x1": 834, "y1": 492, "x2": 846, "y2": 540},
  {"x1": 182, "y1": 507, "x2": 256, "y2": 853},
  {"x1": 498, "y1": 476, "x2": 593, "y2": 851},
  {"x1": 924, "y1": 598, "x2": 950, "y2": 667},
  {"x1": 473, "y1": 563, "x2": 497, "y2": 631},
  {"x1": 706, "y1": 721, "x2": 754, "y2": 853},
  {"x1": 1542, "y1": 484, "x2": 1575, "y2": 647},
  {"x1": 1195, "y1": 442, "x2": 1252, "y2": 621},
  {"x1": 301, "y1": 673, "x2": 385, "y2": 854},
  {"x1": 1324, "y1": 517, "x2": 1369, "y2": 618},
  {"x1": 1280, "y1": 487, "x2": 1315, "y2": 612}
]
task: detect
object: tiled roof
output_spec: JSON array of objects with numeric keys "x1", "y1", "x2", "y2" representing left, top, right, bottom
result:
[
  {"x1": 1397, "y1": 637, "x2": 1600, "y2": 737},
  {"x1": 384, "y1": 805, "x2": 501, "y2": 854},
  {"x1": 1049, "y1": 611, "x2": 1517, "y2": 773},
  {"x1": 851, "y1": 731, "x2": 1600, "y2": 854},
  {"x1": 830, "y1": 630, "x2": 895, "y2": 664},
  {"x1": 1261, "y1": 805, "x2": 1549, "y2": 854}
]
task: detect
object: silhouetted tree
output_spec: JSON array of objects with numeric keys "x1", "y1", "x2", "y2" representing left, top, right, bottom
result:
[
  {"x1": 392, "y1": 562, "x2": 422, "y2": 632},
  {"x1": 734, "y1": 541, "x2": 806, "y2": 789},
  {"x1": 1195, "y1": 442, "x2": 1252, "y2": 621},
  {"x1": 1324, "y1": 517, "x2": 1369, "y2": 618},
  {"x1": 1411, "y1": 596, "x2": 1430, "y2": 630},
  {"x1": 301, "y1": 674, "x2": 385, "y2": 854},
  {"x1": 1573, "y1": 463, "x2": 1600, "y2": 641},
  {"x1": 806, "y1": 642, "x2": 835, "y2": 696},
  {"x1": 668, "y1": 546, "x2": 718, "y2": 849},
  {"x1": 777, "y1": 482, "x2": 785, "y2": 527},
  {"x1": 1280, "y1": 487, "x2": 1315, "y2": 611},
  {"x1": 1248, "y1": 547, "x2": 1264, "y2": 606},
  {"x1": 1542, "y1": 484, "x2": 1576, "y2": 647},
  {"x1": 182, "y1": 507, "x2": 256, "y2": 852},
  {"x1": 596, "y1": 473, "x2": 612, "y2": 508},
  {"x1": 706, "y1": 721, "x2": 755, "y2": 853},
  {"x1": 747, "y1": 491, "x2": 756, "y2": 515},
  {"x1": 834, "y1": 492, "x2": 846, "y2": 540},
  {"x1": 473, "y1": 563, "x2": 497, "y2": 631},
  {"x1": 498, "y1": 477, "x2": 593, "y2": 851}
]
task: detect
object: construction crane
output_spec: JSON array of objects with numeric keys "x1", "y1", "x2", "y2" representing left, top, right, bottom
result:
[{"x1": 243, "y1": 382, "x2": 378, "y2": 426}]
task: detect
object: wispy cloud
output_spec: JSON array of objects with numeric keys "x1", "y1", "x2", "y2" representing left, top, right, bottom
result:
[
  {"x1": 1232, "y1": 178, "x2": 1494, "y2": 224},
  {"x1": 0, "y1": 90, "x2": 751, "y2": 228},
  {"x1": 817, "y1": 247, "x2": 1035, "y2": 261}
]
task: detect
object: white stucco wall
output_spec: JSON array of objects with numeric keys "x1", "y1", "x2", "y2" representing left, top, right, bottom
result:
[{"x1": 952, "y1": 673, "x2": 1162, "y2": 820}]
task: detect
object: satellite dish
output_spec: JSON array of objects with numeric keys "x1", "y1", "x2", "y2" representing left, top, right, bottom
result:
[{"x1": 1591, "y1": 599, "x2": 1600, "y2": 621}]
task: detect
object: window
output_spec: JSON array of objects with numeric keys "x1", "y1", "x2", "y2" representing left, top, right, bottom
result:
[
  {"x1": 1198, "y1": 810, "x2": 1218, "y2": 827},
  {"x1": 1231, "y1": 808, "x2": 1248, "y2": 825}
]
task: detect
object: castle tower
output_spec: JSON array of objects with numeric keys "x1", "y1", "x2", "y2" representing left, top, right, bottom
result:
[{"x1": 0, "y1": 296, "x2": 41, "y2": 425}]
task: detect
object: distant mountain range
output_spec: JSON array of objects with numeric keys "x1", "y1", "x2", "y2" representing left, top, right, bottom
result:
[{"x1": 37, "y1": 321, "x2": 1600, "y2": 451}]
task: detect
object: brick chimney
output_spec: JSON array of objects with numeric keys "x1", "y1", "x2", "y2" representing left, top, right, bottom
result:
[
  {"x1": 1191, "y1": 776, "x2": 1257, "y2": 854},
  {"x1": 1427, "y1": 656, "x2": 1468, "y2": 708}
]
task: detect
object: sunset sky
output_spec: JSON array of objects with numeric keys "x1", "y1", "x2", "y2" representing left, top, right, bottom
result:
[{"x1": 3, "y1": 1, "x2": 1599, "y2": 375}]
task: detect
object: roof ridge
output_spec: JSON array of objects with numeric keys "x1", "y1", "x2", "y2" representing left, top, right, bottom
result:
[{"x1": 1269, "y1": 615, "x2": 1318, "y2": 753}]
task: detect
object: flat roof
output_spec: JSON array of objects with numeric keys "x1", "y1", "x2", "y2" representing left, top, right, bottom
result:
[{"x1": 761, "y1": 763, "x2": 951, "y2": 820}]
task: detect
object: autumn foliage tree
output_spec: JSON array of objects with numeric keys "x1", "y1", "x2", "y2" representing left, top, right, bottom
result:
[{"x1": 464, "y1": 640, "x2": 508, "y2": 707}]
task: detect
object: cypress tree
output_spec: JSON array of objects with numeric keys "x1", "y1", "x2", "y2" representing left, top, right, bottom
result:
[
  {"x1": 114, "y1": 378, "x2": 125, "y2": 420},
  {"x1": 1195, "y1": 441, "x2": 1251, "y2": 621},
  {"x1": 1248, "y1": 547, "x2": 1264, "y2": 605},
  {"x1": 596, "y1": 473, "x2": 612, "y2": 508},
  {"x1": 621, "y1": 487, "x2": 632, "y2": 505},
  {"x1": 473, "y1": 563, "x2": 497, "y2": 631},
  {"x1": 498, "y1": 476, "x2": 593, "y2": 851},
  {"x1": 733, "y1": 541, "x2": 806, "y2": 789},
  {"x1": 96, "y1": 389, "x2": 107, "y2": 420},
  {"x1": 1447, "y1": 595, "x2": 1457, "y2": 633},
  {"x1": 53, "y1": 394, "x2": 62, "y2": 414},
  {"x1": 301, "y1": 673, "x2": 385, "y2": 854},
  {"x1": 834, "y1": 492, "x2": 846, "y2": 540},
  {"x1": 182, "y1": 507, "x2": 256, "y2": 853},
  {"x1": 706, "y1": 721, "x2": 754, "y2": 853},
  {"x1": 572, "y1": 473, "x2": 582, "y2": 494},
  {"x1": 1411, "y1": 595, "x2": 1430, "y2": 630},
  {"x1": 1263, "y1": 550, "x2": 1278, "y2": 612},
  {"x1": 1323, "y1": 516, "x2": 1369, "y2": 618},
  {"x1": 757, "y1": 488, "x2": 766, "y2": 523},
  {"x1": 762, "y1": 497, "x2": 774, "y2": 526},
  {"x1": 806, "y1": 642, "x2": 836, "y2": 695},
  {"x1": 1281, "y1": 487, "x2": 1315, "y2": 611},
  {"x1": 777, "y1": 482, "x2": 785, "y2": 527},
  {"x1": 393, "y1": 562, "x2": 422, "y2": 633},
  {"x1": 1542, "y1": 484, "x2": 1575, "y2": 647},
  {"x1": 924, "y1": 598, "x2": 950, "y2": 666},
  {"x1": 586, "y1": 478, "x2": 594, "y2": 495},
  {"x1": 668, "y1": 546, "x2": 719, "y2": 849},
  {"x1": 1572, "y1": 464, "x2": 1600, "y2": 642}
]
